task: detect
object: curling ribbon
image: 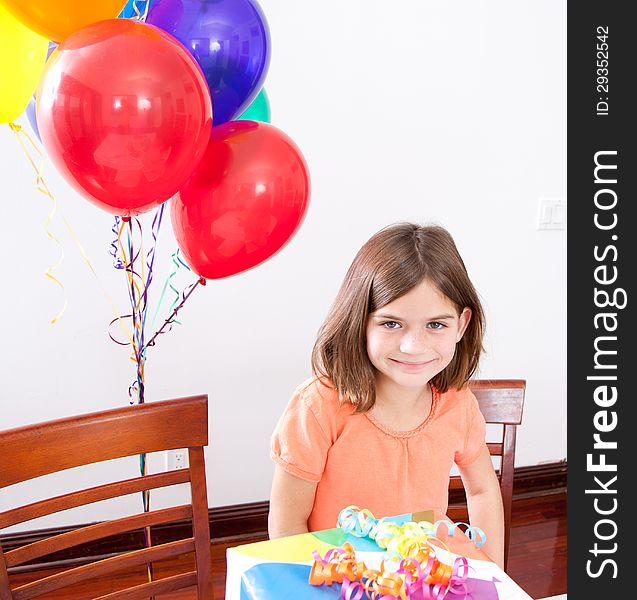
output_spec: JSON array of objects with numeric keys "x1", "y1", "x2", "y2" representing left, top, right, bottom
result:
[
  {"x1": 109, "y1": 216, "x2": 125, "y2": 269},
  {"x1": 310, "y1": 542, "x2": 467, "y2": 598},
  {"x1": 148, "y1": 248, "x2": 192, "y2": 336},
  {"x1": 8, "y1": 121, "x2": 67, "y2": 324},
  {"x1": 310, "y1": 545, "x2": 404, "y2": 599},
  {"x1": 61, "y1": 213, "x2": 135, "y2": 344},
  {"x1": 338, "y1": 507, "x2": 486, "y2": 550},
  {"x1": 433, "y1": 520, "x2": 486, "y2": 549},
  {"x1": 116, "y1": 217, "x2": 147, "y2": 402},
  {"x1": 331, "y1": 507, "x2": 476, "y2": 599},
  {"x1": 142, "y1": 276, "x2": 204, "y2": 354},
  {"x1": 141, "y1": 204, "x2": 164, "y2": 321},
  {"x1": 337, "y1": 506, "x2": 380, "y2": 537},
  {"x1": 309, "y1": 543, "x2": 367, "y2": 587}
]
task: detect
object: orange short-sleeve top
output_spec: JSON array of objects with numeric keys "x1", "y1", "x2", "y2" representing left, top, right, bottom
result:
[{"x1": 270, "y1": 377, "x2": 486, "y2": 531}]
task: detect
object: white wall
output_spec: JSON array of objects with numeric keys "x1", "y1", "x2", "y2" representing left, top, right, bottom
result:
[{"x1": 0, "y1": 0, "x2": 566, "y2": 530}]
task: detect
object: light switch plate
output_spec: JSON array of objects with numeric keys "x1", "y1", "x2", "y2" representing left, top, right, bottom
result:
[{"x1": 537, "y1": 197, "x2": 566, "y2": 230}]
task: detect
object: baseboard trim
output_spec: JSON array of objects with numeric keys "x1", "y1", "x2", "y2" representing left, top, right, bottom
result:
[{"x1": 2, "y1": 460, "x2": 565, "y2": 573}]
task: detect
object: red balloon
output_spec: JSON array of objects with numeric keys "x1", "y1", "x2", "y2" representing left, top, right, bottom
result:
[
  {"x1": 171, "y1": 121, "x2": 310, "y2": 279},
  {"x1": 37, "y1": 19, "x2": 213, "y2": 216}
]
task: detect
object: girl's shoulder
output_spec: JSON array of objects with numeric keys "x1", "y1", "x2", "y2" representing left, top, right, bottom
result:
[
  {"x1": 434, "y1": 384, "x2": 478, "y2": 415},
  {"x1": 296, "y1": 374, "x2": 336, "y2": 396},
  {"x1": 295, "y1": 375, "x2": 343, "y2": 408},
  {"x1": 291, "y1": 376, "x2": 356, "y2": 424}
]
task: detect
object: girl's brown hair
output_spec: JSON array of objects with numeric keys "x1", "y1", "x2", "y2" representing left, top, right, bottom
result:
[{"x1": 311, "y1": 222, "x2": 485, "y2": 412}]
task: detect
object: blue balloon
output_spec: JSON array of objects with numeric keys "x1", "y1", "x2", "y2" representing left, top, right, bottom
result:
[
  {"x1": 147, "y1": 0, "x2": 271, "y2": 125},
  {"x1": 25, "y1": 96, "x2": 40, "y2": 142}
]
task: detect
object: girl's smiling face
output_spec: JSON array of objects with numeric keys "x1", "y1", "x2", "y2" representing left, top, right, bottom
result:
[{"x1": 365, "y1": 278, "x2": 471, "y2": 392}]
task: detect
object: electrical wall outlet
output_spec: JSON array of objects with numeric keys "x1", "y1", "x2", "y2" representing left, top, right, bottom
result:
[{"x1": 165, "y1": 449, "x2": 188, "y2": 470}]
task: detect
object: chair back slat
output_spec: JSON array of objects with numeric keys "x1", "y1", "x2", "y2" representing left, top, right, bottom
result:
[
  {"x1": 13, "y1": 539, "x2": 195, "y2": 600},
  {"x1": 0, "y1": 396, "x2": 208, "y2": 488},
  {"x1": 0, "y1": 470, "x2": 190, "y2": 530},
  {"x1": 5, "y1": 505, "x2": 193, "y2": 568},
  {"x1": 95, "y1": 572, "x2": 198, "y2": 600},
  {"x1": 486, "y1": 442, "x2": 503, "y2": 456}
]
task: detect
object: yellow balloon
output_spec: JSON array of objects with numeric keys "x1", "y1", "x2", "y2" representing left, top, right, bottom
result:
[
  {"x1": 0, "y1": 0, "x2": 126, "y2": 43},
  {"x1": 0, "y1": 4, "x2": 48, "y2": 124}
]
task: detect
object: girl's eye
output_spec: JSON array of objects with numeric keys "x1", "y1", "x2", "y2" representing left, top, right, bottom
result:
[
  {"x1": 428, "y1": 321, "x2": 446, "y2": 330},
  {"x1": 382, "y1": 321, "x2": 401, "y2": 330}
]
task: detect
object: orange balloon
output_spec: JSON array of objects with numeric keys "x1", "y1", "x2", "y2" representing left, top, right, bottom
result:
[{"x1": 0, "y1": 0, "x2": 126, "y2": 42}]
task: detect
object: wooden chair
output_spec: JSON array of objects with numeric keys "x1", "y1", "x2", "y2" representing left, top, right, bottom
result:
[
  {"x1": 0, "y1": 395, "x2": 213, "y2": 599},
  {"x1": 447, "y1": 379, "x2": 526, "y2": 571}
]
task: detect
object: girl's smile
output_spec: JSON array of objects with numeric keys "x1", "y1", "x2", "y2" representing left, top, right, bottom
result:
[{"x1": 389, "y1": 357, "x2": 437, "y2": 371}]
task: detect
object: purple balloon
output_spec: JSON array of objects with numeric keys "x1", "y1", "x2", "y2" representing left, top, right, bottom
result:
[{"x1": 147, "y1": 0, "x2": 270, "y2": 125}]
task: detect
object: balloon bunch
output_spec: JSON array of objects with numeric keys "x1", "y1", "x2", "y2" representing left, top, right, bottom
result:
[
  {"x1": 1, "y1": 0, "x2": 311, "y2": 402},
  {"x1": 2, "y1": 0, "x2": 310, "y2": 586}
]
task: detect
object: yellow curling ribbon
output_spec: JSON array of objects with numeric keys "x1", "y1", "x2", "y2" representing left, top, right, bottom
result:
[
  {"x1": 9, "y1": 121, "x2": 66, "y2": 324},
  {"x1": 65, "y1": 214, "x2": 135, "y2": 347},
  {"x1": 132, "y1": 0, "x2": 150, "y2": 21},
  {"x1": 10, "y1": 121, "x2": 135, "y2": 341}
]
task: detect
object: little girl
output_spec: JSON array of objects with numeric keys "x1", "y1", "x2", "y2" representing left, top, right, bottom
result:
[{"x1": 268, "y1": 222, "x2": 505, "y2": 569}]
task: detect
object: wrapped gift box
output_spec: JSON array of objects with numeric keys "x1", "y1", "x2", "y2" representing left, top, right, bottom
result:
[{"x1": 226, "y1": 509, "x2": 532, "y2": 599}]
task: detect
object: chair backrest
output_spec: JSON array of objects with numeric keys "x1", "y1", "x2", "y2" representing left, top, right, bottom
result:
[
  {"x1": 447, "y1": 379, "x2": 525, "y2": 571},
  {"x1": 0, "y1": 395, "x2": 213, "y2": 600}
]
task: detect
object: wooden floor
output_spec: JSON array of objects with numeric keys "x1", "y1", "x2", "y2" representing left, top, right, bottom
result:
[
  {"x1": 507, "y1": 492, "x2": 566, "y2": 598},
  {"x1": 8, "y1": 491, "x2": 566, "y2": 599}
]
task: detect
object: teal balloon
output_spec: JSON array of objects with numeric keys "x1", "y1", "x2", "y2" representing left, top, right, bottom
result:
[{"x1": 236, "y1": 88, "x2": 271, "y2": 123}]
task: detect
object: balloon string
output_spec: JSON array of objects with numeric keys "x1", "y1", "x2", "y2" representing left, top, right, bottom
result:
[
  {"x1": 133, "y1": 0, "x2": 150, "y2": 21},
  {"x1": 131, "y1": 205, "x2": 165, "y2": 401},
  {"x1": 131, "y1": 218, "x2": 146, "y2": 403},
  {"x1": 116, "y1": 221, "x2": 145, "y2": 335},
  {"x1": 140, "y1": 204, "x2": 164, "y2": 338},
  {"x1": 117, "y1": 218, "x2": 147, "y2": 403},
  {"x1": 109, "y1": 218, "x2": 146, "y2": 400},
  {"x1": 143, "y1": 277, "x2": 205, "y2": 355},
  {"x1": 148, "y1": 248, "x2": 191, "y2": 334},
  {"x1": 109, "y1": 216, "x2": 126, "y2": 269},
  {"x1": 139, "y1": 451, "x2": 154, "y2": 587},
  {"x1": 8, "y1": 121, "x2": 67, "y2": 324},
  {"x1": 127, "y1": 220, "x2": 142, "y2": 403},
  {"x1": 115, "y1": 209, "x2": 163, "y2": 405}
]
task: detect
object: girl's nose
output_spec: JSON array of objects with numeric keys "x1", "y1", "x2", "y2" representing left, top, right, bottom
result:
[{"x1": 399, "y1": 330, "x2": 428, "y2": 354}]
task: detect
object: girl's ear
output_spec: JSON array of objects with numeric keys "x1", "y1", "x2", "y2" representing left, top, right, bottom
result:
[{"x1": 456, "y1": 307, "x2": 472, "y2": 342}]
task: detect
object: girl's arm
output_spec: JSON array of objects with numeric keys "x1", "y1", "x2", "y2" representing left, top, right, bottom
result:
[
  {"x1": 457, "y1": 444, "x2": 505, "y2": 570},
  {"x1": 268, "y1": 465, "x2": 318, "y2": 539}
]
